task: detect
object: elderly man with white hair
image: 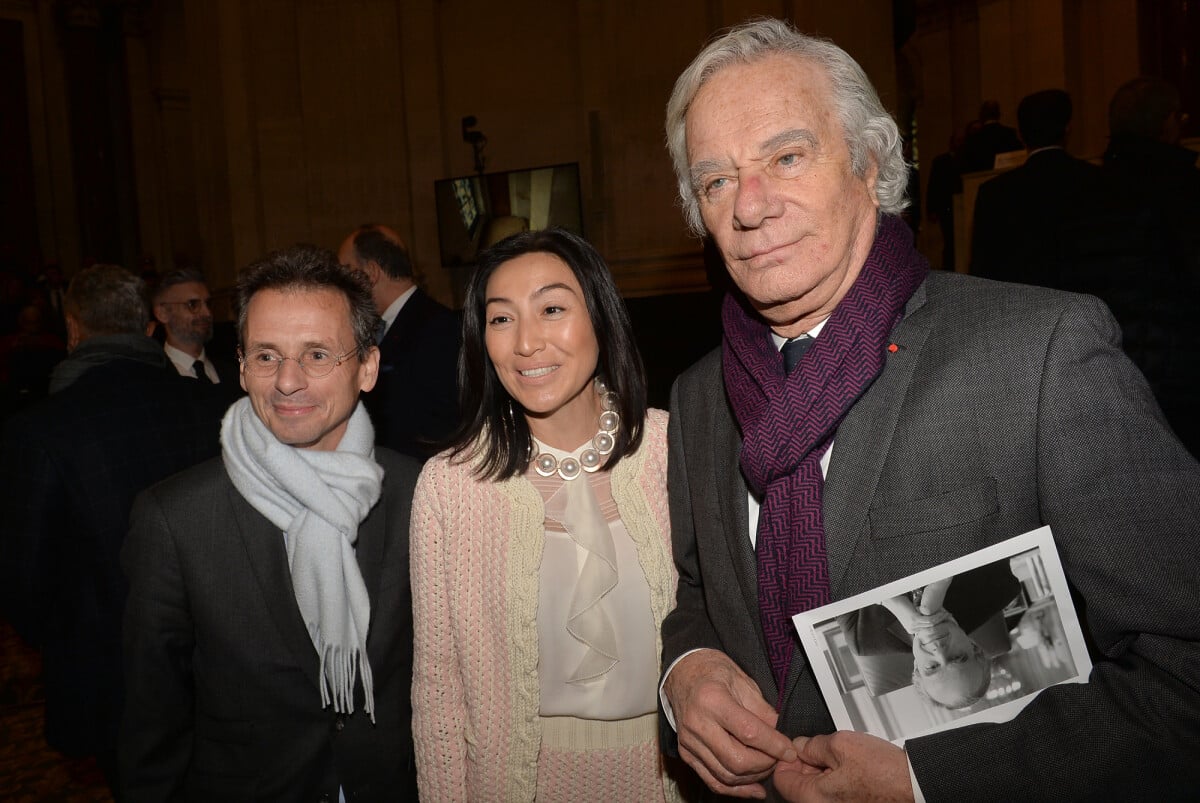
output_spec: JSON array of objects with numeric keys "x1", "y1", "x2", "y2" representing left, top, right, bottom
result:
[{"x1": 658, "y1": 18, "x2": 1200, "y2": 802}]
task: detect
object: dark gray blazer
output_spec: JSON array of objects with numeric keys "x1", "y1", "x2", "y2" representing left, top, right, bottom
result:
[
  {"x1": 662, "y1": 270, "x2": 1200, "y2": 801},
  {"x1": 120, "y1": 448, "x2": 420, "y2": 803}
]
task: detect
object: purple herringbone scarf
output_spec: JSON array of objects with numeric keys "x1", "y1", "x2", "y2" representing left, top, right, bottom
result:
[{"x1": 722, "y1": 216, "x2": 928, "y2": 702}]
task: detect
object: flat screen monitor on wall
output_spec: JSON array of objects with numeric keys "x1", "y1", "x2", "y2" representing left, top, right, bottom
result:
[{"x1": 434, "y1": 162, "x2": 584, "y2": 269}]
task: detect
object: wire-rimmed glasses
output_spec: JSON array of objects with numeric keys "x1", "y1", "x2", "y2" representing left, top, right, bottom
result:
[{"x1": 239, "y1": 347, "x2": 358, "y2": 378}]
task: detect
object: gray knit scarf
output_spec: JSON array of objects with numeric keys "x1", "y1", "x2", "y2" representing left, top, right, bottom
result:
[{"x1": 221, "y1": 397, "x2": 383, "y2": 720}]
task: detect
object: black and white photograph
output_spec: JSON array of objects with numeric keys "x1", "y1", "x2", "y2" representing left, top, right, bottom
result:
[{"x1": 794, "y1": 526, "x2": 1092, "y2": 744}]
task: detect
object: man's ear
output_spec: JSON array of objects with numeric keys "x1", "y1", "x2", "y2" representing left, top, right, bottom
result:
[
  {"x1": 152, "y1": 302, "x2": 169, "y2": 325},
  {"x1": 863, "y1": 156, "x2": 881, "y2": 210},
  {"x1": 363, "y1": 261, "x2": 385, "y2": 286},
  {"x1": 358, "y1": 344, "x2": 380, "y2": 394}
]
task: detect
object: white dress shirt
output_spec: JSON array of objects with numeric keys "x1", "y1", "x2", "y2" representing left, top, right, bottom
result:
[{"x1": 164, "y1": 342, "x2": 219, "y2": 383}]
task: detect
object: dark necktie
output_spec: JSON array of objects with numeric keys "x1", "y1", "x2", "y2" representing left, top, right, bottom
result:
[
  {"x1": 193, "y1": 359, "x2": 213, "y2": 384},
  {"x1": 781, "y1": 334, "x2": 815, "y2": 373}
]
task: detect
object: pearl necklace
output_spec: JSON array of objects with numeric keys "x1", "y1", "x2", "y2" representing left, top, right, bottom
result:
[{"x1": 531, "y1": 378, "x2": 620, "y2": 481}]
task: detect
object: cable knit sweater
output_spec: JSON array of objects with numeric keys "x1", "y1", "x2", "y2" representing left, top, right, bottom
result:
[{"x1": 411, "y1": 408, "x2": 677, "y2": 802}]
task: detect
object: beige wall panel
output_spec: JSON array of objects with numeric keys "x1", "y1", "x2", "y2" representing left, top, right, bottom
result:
[
  {"x1": 256, "y1": 118, "x2": 313, "y2": 250},
  {"x1": 977, "y1": 0, "x2": 1020, "y2": 128},
  {"x1": 124, "y1": 12, "x2": 165, "y2": 271},
  {"x1": 182, "y1": 0, "x2": 243, "y2": 284},
  {"x1": 948, "y1": 4, "x2": 982, "y2": 129},
  {"x1": 1, "y1": 0, "x2": 80, "y2": 271},
  {"x1": 243, "y1": 1, "x2": 309, "y2": 251},
  {"x1": 295, "y1": 1, "x2": 412, "y2": 255},
  {"x1": 1073, "y1": 0, "x2": 1138, "y2": 159},
  {"x1": 913, "y1": 16, "x2": 954, "y2": 242},
  {"x1": 215, "y1": 1, "x2": 264, "y2": 274},
  {"x1": 143, "y1": 0, "x2": 203, "y2": 277},
  {"x1": 395, "y1": 1, "x2": 450, "y2": 300},
  {"x1": 718, "y1": 0, "x2": 787, "y2": 28},
  {"x1": 589, "y1": 3, "x2": 712, "y2": 256},
  {"x1": 156, "y1": 90, "x2": 204, "y2": 275},
  {"x1": 798, "y1": 0, "x2": 899, "y2": 112},
  {"x1": 1020, "y1": 0, "x2": 1065, "y2": 92},
  {"x1": 434, "y1": 1, "x2": 582, "y2": 178}
]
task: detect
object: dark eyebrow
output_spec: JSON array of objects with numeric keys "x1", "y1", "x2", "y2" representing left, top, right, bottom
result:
[
  {"x1": 245, "y1": 339, "x2": 338, "y2": 352},
  {"x1": 485, "y1": 282, "x2": 578, "y2": 306},
  {"x1": 533, "y1": 282, "x2": 577, "y2": 297}
]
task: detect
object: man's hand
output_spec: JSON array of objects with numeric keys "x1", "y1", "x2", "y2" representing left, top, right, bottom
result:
[
  {"x1": 907, "y1": 608, "x2": 953, "y2": 635},
  {"x1": 772, "y1": 731, "x2": 914, "y2": 802},
  {"x1": 664, "y1": 649, "x2": 797, "y2": 799}
]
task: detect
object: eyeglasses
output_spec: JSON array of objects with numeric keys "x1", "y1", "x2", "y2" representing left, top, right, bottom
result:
[
  {"x1": 239, "y1": 347, "x2": 359, "y2": 378},
  {"x1": 159, "y1": 298, "x2": 211, "y2": 313}
]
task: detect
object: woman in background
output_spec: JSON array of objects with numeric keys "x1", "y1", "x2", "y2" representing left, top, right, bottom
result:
[{"x1": 410, "y1": 228, "x2": 682, "y2": 802}]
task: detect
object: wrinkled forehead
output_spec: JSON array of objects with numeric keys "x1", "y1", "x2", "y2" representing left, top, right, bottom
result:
[
  {"x1": 686, "y1": 54, "x2": 839, "y2": 155},
  {"x1": 243, "y1": 286, "x2": 354, "y2": 341}
]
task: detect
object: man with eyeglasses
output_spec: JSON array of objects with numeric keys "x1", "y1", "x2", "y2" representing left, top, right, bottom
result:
[
  {"x1": 152, "y1": 268, "x2": 239, "y2": 387},
  {"x1": 121, "y1": 245, "x2": 420, "y2": 802}
]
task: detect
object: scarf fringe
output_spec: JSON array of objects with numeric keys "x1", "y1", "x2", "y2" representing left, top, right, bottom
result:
[{"x1": 316, "y1": 635, "x2": 377, "y2": 723}]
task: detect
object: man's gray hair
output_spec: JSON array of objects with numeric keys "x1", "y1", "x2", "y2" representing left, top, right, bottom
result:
[
  {"x1": 153, "y1": 268, "x2": 209, "y2": 303},
  {"x1": 64, "y1": 264, "x2": 150, "y2": 336},
  {"x1": 665, "y1": 17, "x2": 909, "y2": 235}
]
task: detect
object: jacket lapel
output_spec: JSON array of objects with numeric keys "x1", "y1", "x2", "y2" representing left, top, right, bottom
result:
[
  {"x1": 821, "y1": 281, "x2": 933, "y2": 598},
  {"x1": 712, "y1": 391, "x2": 760, "y2": 620},
  {"x1": 231, "y1": 483, "x2": 322, "y2": 692},
  {"x1": 355, "y1": 487, "x2": 387, "y2": 656}
]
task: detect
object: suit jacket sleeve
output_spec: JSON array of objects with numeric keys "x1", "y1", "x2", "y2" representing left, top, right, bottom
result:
[
  {"x1": 120, "y1": 488, "x2": 196, "y2": 803},
  {"x1": 409, "y1": 462, "x2": 469, "y2": 802},
  {"x1": 658, "y1": 380, "x2": 733, "y2": 756},
  {"x1": 907, "y1": 294, "x2": 1200, "y2": 799},
  {"x1": 661, "y1": 381, "x2": 729, "y2": 666}
]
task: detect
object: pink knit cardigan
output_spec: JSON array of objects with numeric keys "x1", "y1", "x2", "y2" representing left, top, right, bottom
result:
[{"x1": 410, "y1": 409, "x2": 677, "y2": 802}]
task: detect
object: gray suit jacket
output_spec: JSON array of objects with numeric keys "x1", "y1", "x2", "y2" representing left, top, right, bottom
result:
[
  {"x1": 662, "y1": 270, "x2": 1200, "y2": 800},
  {"x1": 120, "y1": 448, "x2": 420, "y2": 803}
]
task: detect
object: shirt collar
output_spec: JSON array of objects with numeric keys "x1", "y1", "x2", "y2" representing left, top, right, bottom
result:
[{"x1": 380, "y1": 285, "x2": 418, "y2": 333}]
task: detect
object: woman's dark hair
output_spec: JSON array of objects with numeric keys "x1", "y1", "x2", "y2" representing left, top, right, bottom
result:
[{"x1": 448, "y1": 227, "x2": 647, "y2": 480}]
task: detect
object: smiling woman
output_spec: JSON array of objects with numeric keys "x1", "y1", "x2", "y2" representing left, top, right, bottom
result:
[
  {"x1": 409, "y1": 228, "x2": 686, "y2": 802},
  {"x1": 482, "y1": 251, "x2": 601, "y2": 446}
]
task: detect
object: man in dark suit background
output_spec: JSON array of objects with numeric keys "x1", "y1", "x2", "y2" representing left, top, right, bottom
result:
[
  {"x1": 658, "y1": 18, "x2": 1200, "y2": 801},
  {"x1": 120, "y1": 245, "x2": 420, "y2": 801},
  {"x1": 961, "y1": 99, "x2": 1023, "y2": 173},
  {"x1": 0, "y1": 264, "x2": 222, "y2": 793},
  {"x1": 338, "y1": 223, "x2": 460, "y2": 460},
  {"x1": 1101, "y1": 76, "x2": 1200, "y2": 456},
  {"x1": 151, "y1": 268, "x2": 241, "y2": 388},
  {"x1": 970, "y1": 88, "x2": 1109, "y2": 285}
]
